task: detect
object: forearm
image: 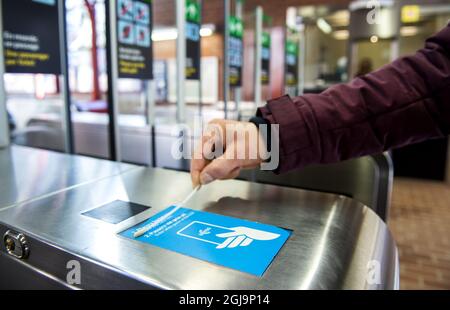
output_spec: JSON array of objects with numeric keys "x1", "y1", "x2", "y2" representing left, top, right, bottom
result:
[{"x1": 258, "y1": 24, "x2": 450, "y2": 174}]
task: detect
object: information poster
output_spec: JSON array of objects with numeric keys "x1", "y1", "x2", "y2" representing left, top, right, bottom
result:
[
  {"x1": 116, "y1": 0, "x2": 153, "y2": 79},
  {"x1": 261, "y1": 31, "x2": 270, "y2": 85},
  {"x1": 185, "y1": 0, "x2": 201, "y2": 80},
  {"x1": 2, "y1": 0, "x2": 61, "y2": 74},
  {"x1": 228, "y1": 16, "x2": 243, "y2": 87},
  {"x1": 285, "y1": 38, "x2": 298, "y2": 87}
]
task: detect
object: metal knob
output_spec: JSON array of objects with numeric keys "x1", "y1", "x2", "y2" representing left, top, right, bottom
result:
[{"x1": 3, "y1": 230, "x2": 29, "y2": 259}]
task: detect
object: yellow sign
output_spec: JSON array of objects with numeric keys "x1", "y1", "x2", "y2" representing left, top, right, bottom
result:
[{"x1": 402, "y1": 5, "x2": 420, "y2": 23}]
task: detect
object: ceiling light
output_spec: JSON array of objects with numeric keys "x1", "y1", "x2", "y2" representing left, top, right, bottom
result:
[
  {"x1": 152, "y1": 28, "x2": 178, "y2": 41},
  {"x1": 317, "y1": 18, "x2": 332, "y2": 34},
  {"x1": 333, "y1": 30, "x2": 349, "y2": 40},
  {"x1": 400, "y1": 26, "x2": 419, "y2": 37},
  {"x1": 327, "y1": 10, "x2": 350, "y2": 27},
  {"x1": 200, "y1": 24, "x2": 215, "y2": 37},
  {"x1": 152, "y1": 24, "x2": 215, "y2": 42}
]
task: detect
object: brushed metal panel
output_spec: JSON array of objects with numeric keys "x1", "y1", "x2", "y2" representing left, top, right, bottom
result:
[
  {"x1": 0, "y1": 145, "x2": 138, "y2": 210},
  {"x1": 0, "y1": 167, "x2": 398, "y2": 289}
]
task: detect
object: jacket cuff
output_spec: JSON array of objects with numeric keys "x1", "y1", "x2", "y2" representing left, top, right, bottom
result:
[{"x1": 256, "y1": 94, "x2": 322, "y2": 174}]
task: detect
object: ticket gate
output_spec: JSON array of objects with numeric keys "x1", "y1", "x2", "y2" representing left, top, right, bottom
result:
[
  {"x1": 14, "y1": 113, "x2": 194, "y2": 170},
  {"x1": 13, "y1": 114, "x2": 393, "y2": 220},
  {"x1": 13, "y1": 112, "x2": 199, "y2": 167},
  {"x1": 0, "y1": 146, "x2": 399, "y2": 289},
  {"x1": 13, "y1": 113, "x2": 153, "y2": 165}
]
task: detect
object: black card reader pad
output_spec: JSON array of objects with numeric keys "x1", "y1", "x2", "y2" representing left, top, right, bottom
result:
[{"x1": 82, "y1": 200, "x2": 151, "y2": 224}]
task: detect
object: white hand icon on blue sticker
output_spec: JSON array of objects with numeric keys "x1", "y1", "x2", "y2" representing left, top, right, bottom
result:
[{"x1": 216, "y1": 226, "x2": 280, "y2": 249}]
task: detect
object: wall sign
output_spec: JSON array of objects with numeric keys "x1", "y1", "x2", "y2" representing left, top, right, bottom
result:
[
  {"x1": 121, "y1": 206, "x2": 291, "y2": 276},
  {"x1": 402, "y1": 5, "x2": 420, "y2": 24},
  {"x1": 185, "y1": 0, "x2": 201, "y2": 80},
  {"x1": 116, "y1": 0, "x2": 153, "y2": 79},
  {"x1": 2, "y1": 0, "x2": 61, "y2": 74},
  {"x1": 228, "y1": 16, "x2": 243, "y2": 87},
  {"x1": 285, "y1": 38, "x2": 298, "y2": 87},
  {"x1": 261, "y1": 31, "x2": 270, "y2": 85}
]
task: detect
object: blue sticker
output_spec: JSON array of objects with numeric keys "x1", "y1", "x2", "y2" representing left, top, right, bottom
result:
[{"x1": 120, "y1": 206, "x2": 291, "y2": 277}]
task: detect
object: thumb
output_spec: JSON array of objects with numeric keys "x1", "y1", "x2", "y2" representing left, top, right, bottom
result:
[{"x1": 199, "y1": 150, "x2": 240, "y2": 185}]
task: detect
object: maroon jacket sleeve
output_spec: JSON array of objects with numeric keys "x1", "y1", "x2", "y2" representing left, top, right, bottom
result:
[{"x1": 258, "y1": 23, "x2": 450, "y2": 174}]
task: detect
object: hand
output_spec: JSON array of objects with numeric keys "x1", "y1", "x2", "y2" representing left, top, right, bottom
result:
[
  {"x1": 190, "y1": 119, "x2": 267, "y2": 187},
  {"x1": 215, "y1": 226, "x2": 280, "y2": 249}
]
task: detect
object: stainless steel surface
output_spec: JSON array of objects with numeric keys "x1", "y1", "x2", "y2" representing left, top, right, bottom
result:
[
  {"x1": 0, "y1": 145, "x2": 137, "y2": 210},
  {"x1": 15, "y1": 115, "x2": 153, "y2": 164},
  {"x1": 240, "y1": 153, "x2": 393, "y2": 221},
  {"x1": 154, "y1": 123, "x2": 194, "y2": 170},
  {"x1": 0, "y1": 161, "x2": 398, "y2": 289},
  {"x1": 146, "y1": 80, "x2": 155, "y2": 126}
]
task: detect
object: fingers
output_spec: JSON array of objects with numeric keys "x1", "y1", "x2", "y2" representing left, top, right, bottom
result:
[
  {"x1": 190, "y1": 142, "x2": 206, "y2": 188},
  {"x1": 191, "y1": 122, "x2": 225, "y2": 187},
  {"x1": 199, "y1": 151, "x2": 241, "y2": 185},
  {"x1": 190, "y1": 169, "x2": 201, "y2": 188},
  {"x1": 190, "y1": 119, "x2": 261, "y2": 186},
  {"x1": 190, "y1": 133, "x2": 218, "y2": 187}
]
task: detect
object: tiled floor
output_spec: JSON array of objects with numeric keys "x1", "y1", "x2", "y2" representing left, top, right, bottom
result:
[{"x1": 388, "y1": 178, "x2": 450, "y2": 289}]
